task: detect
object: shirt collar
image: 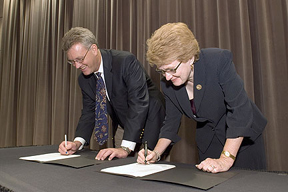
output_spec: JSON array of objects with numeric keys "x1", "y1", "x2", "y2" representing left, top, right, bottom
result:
[{"x1": 95, "y1": 55, "x2": 104, "y2": 75}]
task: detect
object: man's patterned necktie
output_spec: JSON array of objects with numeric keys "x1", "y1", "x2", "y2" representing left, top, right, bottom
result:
[{"x1": 94, "y1": 72, "x2": 108, "y2": 145}]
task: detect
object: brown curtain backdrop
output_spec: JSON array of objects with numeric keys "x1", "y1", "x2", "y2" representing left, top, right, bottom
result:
[{"x1": 1, "y1": 0, "x2": 287, "y2": 172}]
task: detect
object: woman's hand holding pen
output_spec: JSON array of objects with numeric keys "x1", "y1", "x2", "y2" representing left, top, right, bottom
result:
[
  {"x1": 137, "y1": 138, "x2": 171, "y2": 164},
  {"x1": 58, "y1": 141, "x2": 81, "y2": 155},
  {"x1": 137, "y1": 148, "x2": 158, "y2": 164}
]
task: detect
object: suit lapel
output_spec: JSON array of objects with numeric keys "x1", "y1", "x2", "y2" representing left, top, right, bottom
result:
[
  {"x1": 100, "y1": 49, "x2": 113, "y2": 100},
  {"x1": 87, "y1": 73, "x2": 96, "y2": 96}
]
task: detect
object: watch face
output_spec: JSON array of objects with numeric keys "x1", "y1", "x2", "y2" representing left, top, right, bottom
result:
[{"x1": 224, "y1": 151, "x2": 230, "y2": 156}]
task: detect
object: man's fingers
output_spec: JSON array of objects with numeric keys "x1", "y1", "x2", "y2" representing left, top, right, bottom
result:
[{"x1": 96, "y1": 149, "x2": 112, "y2": 160}]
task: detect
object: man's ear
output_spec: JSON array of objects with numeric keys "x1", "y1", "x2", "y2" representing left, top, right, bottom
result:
[{"x1": 91, "y1": 44, "x2": 98, "y2": 55}]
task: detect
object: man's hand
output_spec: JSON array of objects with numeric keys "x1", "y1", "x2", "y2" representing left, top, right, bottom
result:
[
  {"x1": 58, "y1": 141, "x2": 81, "y2": 155},
  {"x1": 95, "y1": 148, "x2": 130, "y2": 161}
]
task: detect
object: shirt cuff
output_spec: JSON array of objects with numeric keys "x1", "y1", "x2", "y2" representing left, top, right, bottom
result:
[
  {"x1": 74, "y1": 137, "x2": 86, "y2": 150},
  {"x1": 121, "y1": 140, "x2": 136, "y2": 151}
]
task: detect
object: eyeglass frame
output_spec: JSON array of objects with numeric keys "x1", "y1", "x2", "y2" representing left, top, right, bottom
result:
[
  {"x1": 156, "y1": 61, "x2": 182, "y2": 75},
  {"x1": 67, "y1": 44, "x2": 92, "y2": 65}
]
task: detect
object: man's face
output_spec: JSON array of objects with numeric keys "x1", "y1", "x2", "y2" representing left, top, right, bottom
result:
[{"x1": 66, "y1": 43, "x2": 100, "y2": 75}]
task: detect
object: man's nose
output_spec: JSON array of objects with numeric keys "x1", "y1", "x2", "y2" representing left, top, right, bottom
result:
[{"x1": 74, "y1": 62, "x2": 82, "y2": 69}]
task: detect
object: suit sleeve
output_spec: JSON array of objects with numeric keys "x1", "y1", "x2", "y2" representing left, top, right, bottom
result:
[
  {"x1": 74, "y1": 75, "x2": 96, "y2": 144},
  {"x1": 121, "y1": 56, "x2": 149, "y2": 142}
]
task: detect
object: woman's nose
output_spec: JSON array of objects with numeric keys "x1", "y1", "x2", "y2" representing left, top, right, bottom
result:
[{"x1": 165, "y1": 72, "x2": 173, "y2": 81}]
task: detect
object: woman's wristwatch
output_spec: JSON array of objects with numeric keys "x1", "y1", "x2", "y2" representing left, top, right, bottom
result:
[{"x1": 221, "y1": 150, "x2": 236, "y2": 161}]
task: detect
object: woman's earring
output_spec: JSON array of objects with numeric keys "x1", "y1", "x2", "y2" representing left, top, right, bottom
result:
[{"x1": 190, "y1": 58, "x2": 195, "y2": 70}]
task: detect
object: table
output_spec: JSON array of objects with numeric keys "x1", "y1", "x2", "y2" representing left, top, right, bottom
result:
[{"x1": 0, "y1": 145, "x2": 287, "y2": 192}]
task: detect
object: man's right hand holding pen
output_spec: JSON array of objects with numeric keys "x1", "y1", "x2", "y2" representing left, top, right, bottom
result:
[{"x1": 58, "y1": 140, "x2": 81, "y2": 155}]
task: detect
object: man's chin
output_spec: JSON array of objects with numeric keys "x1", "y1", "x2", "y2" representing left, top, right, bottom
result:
[{"x1": 82, "y1": 70, "x2": 93, "y2": 76}]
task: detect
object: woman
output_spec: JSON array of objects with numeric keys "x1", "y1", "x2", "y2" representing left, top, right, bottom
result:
[{"x1": 137, "y1": 22, "x2": 267, "y2": 173}]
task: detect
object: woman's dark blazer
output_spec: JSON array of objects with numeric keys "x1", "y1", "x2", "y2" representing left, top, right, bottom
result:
[
  {"x1": 75, "y1": 49, "x2": 165, "y2": 149},
  {"x1": 160, "y1": 48, "x2": 267, "y2": 169}
]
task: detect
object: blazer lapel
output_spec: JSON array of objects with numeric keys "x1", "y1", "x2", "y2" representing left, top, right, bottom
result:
[
  {"x1": 176, "y1": 55, "x2": 207, "y2": 122},
  {"x1": 193, "y1": 55, "x2": 206, "y2": 115},
  {"x1": 175, "y1": 85, "x2": 194, "y2": 118},
  {"x1": 172, "y1": 56, "x2": 207, "y2": 120}
]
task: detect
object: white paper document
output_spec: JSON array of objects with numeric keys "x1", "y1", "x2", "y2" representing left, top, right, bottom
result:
[
  {"x1": 101, "y1": 163, "x2": 176, "y2": 177},
  {"x1": 19, "y1": 152, "x2": 80, "y2": 163}
]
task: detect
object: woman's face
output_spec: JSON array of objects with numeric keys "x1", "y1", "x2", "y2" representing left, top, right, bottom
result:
[{"x1": 157, "y1": 58, "x2": 194, "y2": 86}]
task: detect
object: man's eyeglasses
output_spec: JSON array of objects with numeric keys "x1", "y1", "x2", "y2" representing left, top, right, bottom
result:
[
  {"x1": 156, "y1": 62, "x2": 182, "y2": 75},
  {"x1": 67, "y1": 45, "x2": 92, "y2": 65}
]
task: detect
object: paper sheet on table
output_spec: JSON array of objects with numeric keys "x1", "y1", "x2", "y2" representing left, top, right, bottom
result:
[
  {"x1": 101, "y1": 163, "x2": 175, "y2": 177},
  {"x1": 19, "y1": 152, "x2": 80, "y2": 162}
]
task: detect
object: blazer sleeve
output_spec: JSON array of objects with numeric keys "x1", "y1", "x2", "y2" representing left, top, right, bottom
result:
[
  {"x1": 158, "y1": 80, "x2": 182, "y2": 143},
  {"x1": 218, "y1": 50, "x2": 266, "y2": 139}
]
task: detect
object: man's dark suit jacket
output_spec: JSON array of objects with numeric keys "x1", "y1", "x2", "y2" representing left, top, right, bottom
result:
[
  {"x1": 75, "y1": 49, "x2": 165, "y2": 149},
  {"x1": 160, "y1": 48, "x2": 267, "y2": 169}
]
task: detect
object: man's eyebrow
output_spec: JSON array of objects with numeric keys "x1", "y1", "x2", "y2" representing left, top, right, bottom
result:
[{"x1": 68, "y1": 56, "x2": 83, "y2": 61}]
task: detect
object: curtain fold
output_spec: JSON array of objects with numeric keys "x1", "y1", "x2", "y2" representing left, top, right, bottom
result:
[{"x1": 1, "y1": 0, "x2": 287, "y2": 172}]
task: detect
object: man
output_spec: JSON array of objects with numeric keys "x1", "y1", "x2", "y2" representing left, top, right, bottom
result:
[{"x1": 58, "y1": 27, "x2": 165, "y2": 161}]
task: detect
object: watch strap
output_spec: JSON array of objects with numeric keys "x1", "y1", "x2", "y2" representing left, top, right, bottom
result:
[
  {"x1": 221, "y1": 150, "x2": 236, "y2": 161},
  {"x1": 121, "y1": 146, "x2": 131, "y2": 155}
]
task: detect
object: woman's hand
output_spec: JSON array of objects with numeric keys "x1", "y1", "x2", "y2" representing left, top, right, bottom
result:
[
  {"x1": 195, "y1": 156, "x2": 234, "y2": 173},
  {"x1": 137, "y1": 138, "x2": 171, "y2": 164},
  {"x1": 196, "y1": 137, "x2": 243, "y2": 173},
  {"x1": 137, "y1": 149, "x2": 158, "y2": 164}
]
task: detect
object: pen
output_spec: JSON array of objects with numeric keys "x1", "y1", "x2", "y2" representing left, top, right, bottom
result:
[
  {"x1": 144, "y1": 141, "x2": 148, "y2": 164},
  {"x1": 65, "y1": 134, "x2": 67, "y2": 147},
  {"x1": 65, "y1": 134, "x2": 67, "y2": 154}
]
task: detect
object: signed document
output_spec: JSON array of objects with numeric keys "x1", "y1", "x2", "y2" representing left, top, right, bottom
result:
[
  {"x1": 19, "y1": 152, "x2": 80, "y2": 162},
  {"x1": 101, "y1": 162, "x2": 238, "y2": 190},
  {"x1": 19, "y1": 151, "x2": 105, "y2": 168},
  {"x1": 101, "y1": 163, "x2": 176, "y2": 177}
]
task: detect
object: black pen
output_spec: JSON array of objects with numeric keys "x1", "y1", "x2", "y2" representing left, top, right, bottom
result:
[{"x1": 144, "y1": 141, "x2": 148, "y2": 164}]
